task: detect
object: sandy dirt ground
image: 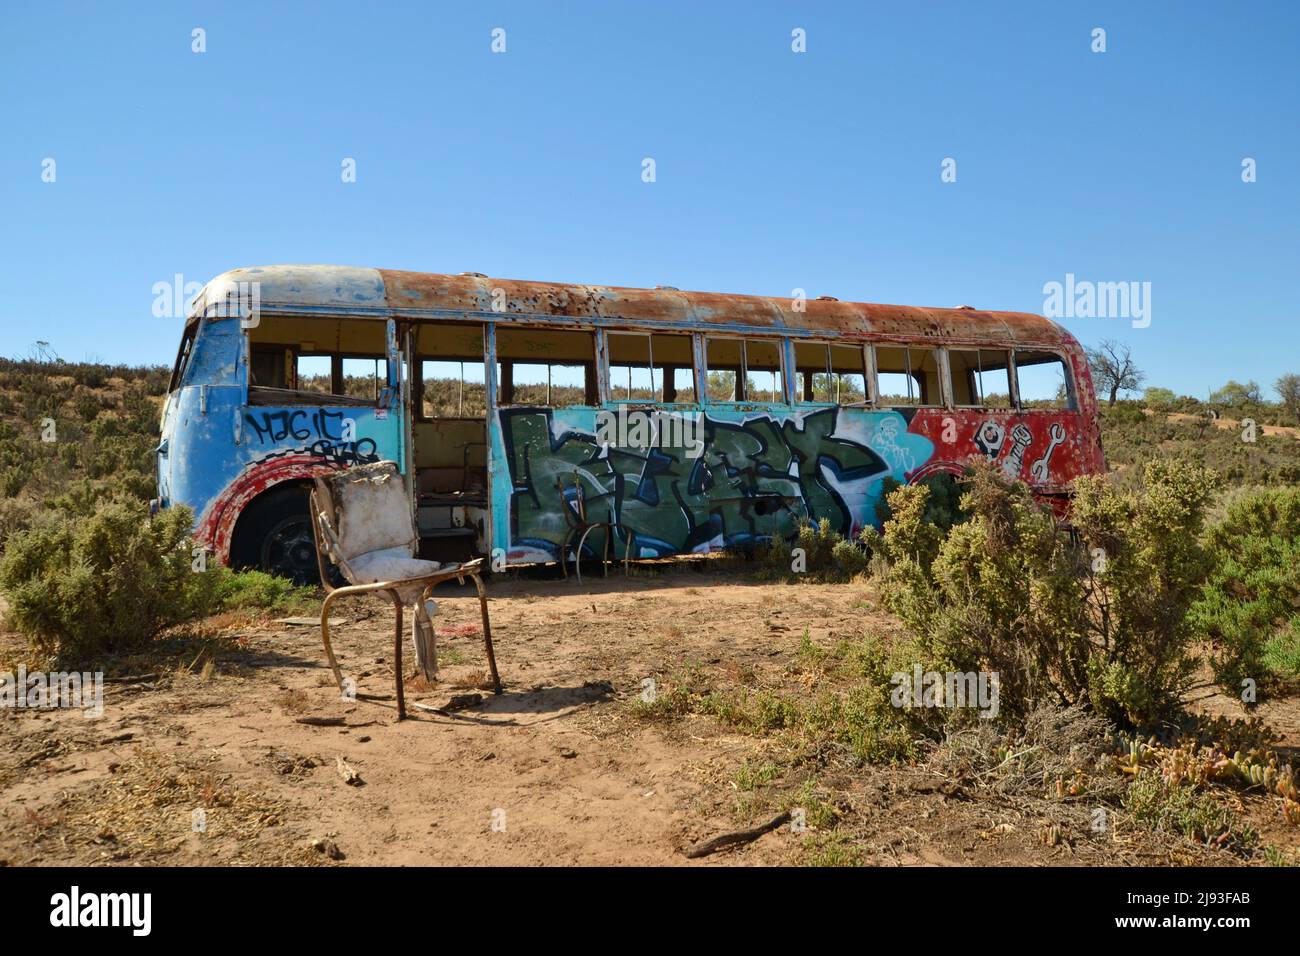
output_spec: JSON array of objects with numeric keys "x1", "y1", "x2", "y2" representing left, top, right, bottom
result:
[{"x1": 1, "y1": 563, "x2": 1297, "y2": 867}]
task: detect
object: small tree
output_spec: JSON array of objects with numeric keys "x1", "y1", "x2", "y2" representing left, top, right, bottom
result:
[
  {"x1": 1275, "y1": 373, "x2": 1300, "y2": 426},
  {"x1": 1086, "y1": 340, "x2": 1146, "y2": 407},
  {"x1": 1143, "y1": 386, "x2": 1176, "y2": 410},
  {"x1": 1209, "y1": 379, "x2": 1263, "y2": 408}
]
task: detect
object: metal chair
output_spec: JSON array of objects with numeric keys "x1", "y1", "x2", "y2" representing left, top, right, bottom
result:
[
  {"x1": 556, "y1": 473, "x2": 635, "y2": 583},
  {"x1": 308, "y1": 460, "x2": 501, "y2": 720}
]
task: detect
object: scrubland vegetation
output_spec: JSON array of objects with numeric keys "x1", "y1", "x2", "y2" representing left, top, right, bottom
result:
[
  {"x1": 0, "y1": 357, "x2": 314, "y2": 670},
  {"x1": 724, "y1": 387, "x2": 1300, "y2": 863}
]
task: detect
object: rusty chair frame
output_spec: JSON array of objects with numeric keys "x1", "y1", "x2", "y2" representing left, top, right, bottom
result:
[
  {"x1": 556, "y1": 473, "x2": 635, "y2": 584},
  {"x1": 308, "y1": 478, "x2": 501, "y2": 721}
]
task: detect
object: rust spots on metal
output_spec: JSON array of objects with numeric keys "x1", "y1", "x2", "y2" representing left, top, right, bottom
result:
[{"x1": 377, "y1": 270, "x2": 1065, "y2": 346}]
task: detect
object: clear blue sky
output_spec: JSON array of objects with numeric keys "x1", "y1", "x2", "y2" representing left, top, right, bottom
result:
[{"x1": 2, "y1": 1, "x2": 1296, "y2": 399}]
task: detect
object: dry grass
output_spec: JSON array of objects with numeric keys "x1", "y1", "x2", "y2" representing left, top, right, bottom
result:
[{"x1": 20, "y1": 746, "x2": 326, "y2": 865}]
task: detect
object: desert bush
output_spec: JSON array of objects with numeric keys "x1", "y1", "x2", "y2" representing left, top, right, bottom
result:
[
  {"x1": 796, "y1": 630, "x2": 941, "y2": 763},
  {"x1": 0, "y1": 466, "x2": 28, "y2": 498},
  {"x1": 873, "y1": 472, "x2": 966, "y2": 532},
  {"x1": 633, "y1": 631, "x2": 935, "y2": 765},
  {"x1": 73, "y1": 390, "x2": 100, "y2": 422},
  {"x1": 758, "y1": 473, "x2": 966, "y2": 582},
  {"x1": 871, "y1": 459, "x2": 1216, "y2": 729},
  {"x1": 936, "y1": 702, "x2": 1121, "y2": 800},
  {"x1": 139, "y1": 366, "x2": 169, "y2": 395},
  {"x1": 0, "y1": 497, "x2": 37, "y2": 553},
  {"x1": 121, "y1": 385, "x2": 160, "y2": 436},
  {"x1": 1105, "y1": 401, "x2": 1147, "y2": 426},
  {"x1": 0, "y1": 502, "x2": 220, "y2": 664},
  {"x1": 1068, "y1": 460, "x2": 1216, "y2": 724},
  {"x1": 759, "y1": 517, "x2": 868, "y2": 581},
  {"x1": 83, "y1": 431, "x2": 153, "y2": 482},
  {"x1": 115, "y1": 469, "x2": 157, "y2": 503},
  {"x1": 71, "y1": 364, "x2": 108, "y2": 389},
  {"x1": 1190, "y1": 486, "x2": 1300, "y2": 693},
  {"x1": 46, "y1": 478, "x2": 109, "y2": 517}
]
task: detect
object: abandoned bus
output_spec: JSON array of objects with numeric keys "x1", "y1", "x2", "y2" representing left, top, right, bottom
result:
[{"x1": 154, "y1": 265, "x2": 1104, "y2": 581}]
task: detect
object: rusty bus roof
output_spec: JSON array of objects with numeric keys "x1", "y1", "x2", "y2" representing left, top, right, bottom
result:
[{"x1": 196, "y1": 264, "x2": 1073, "y2": 347}]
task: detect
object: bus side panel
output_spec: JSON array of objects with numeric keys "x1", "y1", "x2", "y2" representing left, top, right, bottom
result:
[{"x1": 488, "y1": 404, "x2": 935, "y2": 564}]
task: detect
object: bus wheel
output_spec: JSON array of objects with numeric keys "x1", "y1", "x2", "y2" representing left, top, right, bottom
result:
[{"x1": 231, "y1": 486, "x2": 324, "y2": 586}]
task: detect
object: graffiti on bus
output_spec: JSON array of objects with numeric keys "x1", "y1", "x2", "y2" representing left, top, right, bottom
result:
[
  {"x1": 244, "y1": 408, "x2": 380, "y2": 466},
  {"x1": 496, "y1": 406, "x2": 935, "y2": 560}
]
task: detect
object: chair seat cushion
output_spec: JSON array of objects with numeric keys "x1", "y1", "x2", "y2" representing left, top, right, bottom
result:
[{"x1": 347, "y1": 547, "x2": 443, "y2": 585}]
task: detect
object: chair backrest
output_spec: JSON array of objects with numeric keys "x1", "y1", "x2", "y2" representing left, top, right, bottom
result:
[{"x1": 314, "y1": 460, "x2": 416, "y2": 562}]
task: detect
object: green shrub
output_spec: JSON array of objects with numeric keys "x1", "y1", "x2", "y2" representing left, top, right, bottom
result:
[
  {"x1": 71, "y1": 364, "x2": 108, "y2": 389},
  {"x1": 0, "y1": 465, "x2": 28, "y2": 498},
  {"x1": 1105, "y1": 402, "x2": 1147, "y2": 426},
  {"x1": 1262, "y1": 627, "x2": 1300, "y2": 680},
  {"x1": 1190, "y1": 486, "x2": 1300, "y2": 692},
  {"x1": 872, "y1": 459, "x2": 1216, "y2": 729},
  {"x1": 873, "y1": 472, "x2": 966, "y2": 532},
  {"x1": 208, "y1": 567, "x2": 318, "y2": 616},
  {"x1": 759, "y1": 517, "x2": 868, "y2": 581},
  {"x1": 1143, "y1": 387, "x2": 1177, "y2": 409},
  {"x1": 1069, "y1": 460, "x2": 1216, "y2": 725},
  {"x1": 121, "y1": 386, "x2": 160, "y2": 436},
  {"x1": 0, "y1": 502, "x2": 219, "y2": 664},
  {"x1": 0, "y1": 497, "x2": 37, "y2": 553},
  {"x1": 631, "y1": 632, "x2": 931, "y2": 766},
  {"x1": 73, "y1": 390, "x2": 100, "y2": 422}
]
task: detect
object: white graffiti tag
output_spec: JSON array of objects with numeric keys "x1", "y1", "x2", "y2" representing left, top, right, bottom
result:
[
  {"x1": 1001, "y1": 424, "x2": 1033, "y2": 480},
  {"x1": 1030, "y1": 423, "x2": 1066, "y2": 483},
  {"x1": 873, "y1": 417, "x2": 915, "y2": 474}
]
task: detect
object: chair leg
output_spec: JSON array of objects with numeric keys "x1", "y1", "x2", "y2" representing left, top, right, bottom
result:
[
  {"x1": 320, "y1": 590, "x2": 346, "y2": 693},
  {"x1": 471, "y1": 573, "x2": 502, "y2": 694},
  {"x1": 421, "y1": 582, "x2": 441, "y2": 681},
  {"x1": 411, "y1": 604, "x2": 438, "y2": 682},
  {"x1": 624, "y1": 528, "x2": 636, "y2": 575},
  {"x1": 602, "y1": 523, "x2": 612, "y2": 577},
  {"x1": 560, "y1": 528, "x2": 576, "y2": 579},
  {"x1": 575, "y1": 524, "x2": 601, "y2": 585},
  {"x1": 388, "y1": 590, "x2": 406, "y2": 721}
]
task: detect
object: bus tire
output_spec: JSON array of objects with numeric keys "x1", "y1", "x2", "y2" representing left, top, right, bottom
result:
[{"x1": 230, "y1": 485, "x2": 328, "y2": 586}]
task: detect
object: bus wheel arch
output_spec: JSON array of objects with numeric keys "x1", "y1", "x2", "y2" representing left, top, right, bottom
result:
[
  {"x1": 229, "y1": 482, "x2": 320, "y2": 585},
  {"x1": 906, "y1": 461, "x2": 966, "y2": 485},
  {"x1": 198, "y1": 455, "x2": 345, "y2": 580}
]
